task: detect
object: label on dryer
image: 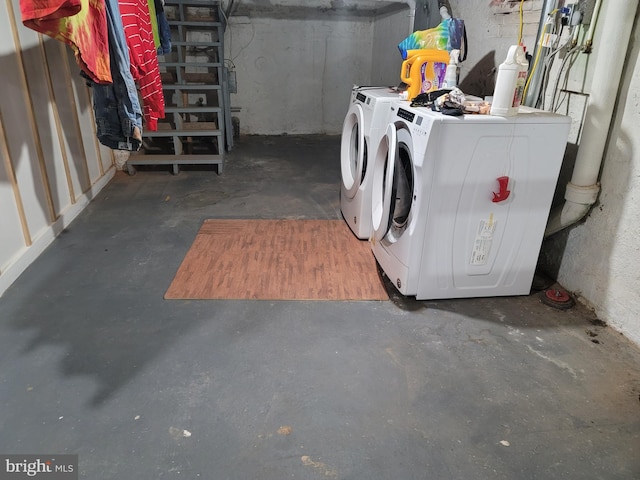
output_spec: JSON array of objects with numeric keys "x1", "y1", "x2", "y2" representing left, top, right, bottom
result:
[{"x1": 470, "y1": 214, "x2": 497, "y2": 266}]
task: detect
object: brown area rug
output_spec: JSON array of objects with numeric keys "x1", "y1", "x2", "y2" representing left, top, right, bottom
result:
[{"x1": 164, "y1": 219, "x2": 389, "y2": 300}]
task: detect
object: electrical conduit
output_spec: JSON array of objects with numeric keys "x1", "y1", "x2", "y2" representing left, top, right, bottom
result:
[
  {"x1": 523, "y1": 0, "x2": 559, "y2": 107},
  {"x1": 401, "y1": 1, "x2": 452, "y2": 37},
  {"x1": 404, "y1": 0, "x2": 416, "y2": 34},
  {"x1": 545, "y1": 0, "x2": 638, "y2": 236},
  {"x1": 583, "y1": 0, "x2": 603, "y2": 52}
]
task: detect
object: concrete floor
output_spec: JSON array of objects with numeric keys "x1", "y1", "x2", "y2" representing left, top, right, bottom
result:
[{"x1": 1, "y1": 135, "x2": 640, "y2": 479}]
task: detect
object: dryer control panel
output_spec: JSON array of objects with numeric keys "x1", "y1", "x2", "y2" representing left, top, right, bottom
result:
[
  {"x1": 398, "y1": 108, "x2": 429, "y2": 137},
  {"x1": 397, "y1": 108, "x2": 416, "y2": 123}
]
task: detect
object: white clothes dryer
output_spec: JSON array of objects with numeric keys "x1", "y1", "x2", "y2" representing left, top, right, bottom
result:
[
  {"x1": 340, "y1": 87, "x2": 399, "y2": 239},
  {"x1": 371, "y1": 103, "x2": 571, "y2": 300}
]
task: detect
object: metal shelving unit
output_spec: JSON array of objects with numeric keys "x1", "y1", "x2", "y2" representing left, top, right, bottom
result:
[{"x1": 127, "y1": 0, "x2": 232, "y2": 175}]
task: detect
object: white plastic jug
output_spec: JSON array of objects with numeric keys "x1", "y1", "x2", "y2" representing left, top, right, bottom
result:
[{"x1": 490, "y1": 45, "x2": 528, "y2": 116}]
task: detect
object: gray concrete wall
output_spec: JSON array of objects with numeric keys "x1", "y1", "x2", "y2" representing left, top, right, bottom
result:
[
  {"x1": 224, "y1": 4, "x2": 410, "y2": 135},
  {"x1": 371, "y1": 8, "x2": 412, "y2": 88}
]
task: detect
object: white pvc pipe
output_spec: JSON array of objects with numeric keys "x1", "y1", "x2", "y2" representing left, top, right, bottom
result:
[
  {"x1": 401, "y1": 1, "x2": 451, "y2": 35},
  {"x1": 584, "y1": 0, "x2": 603, "y2": 49},
  {"x1": 405, "y1": 0, "x2": 416, "y2": 34},
  {"x1": 545, "y1": 0, "x2": 638, "y2": 236}
]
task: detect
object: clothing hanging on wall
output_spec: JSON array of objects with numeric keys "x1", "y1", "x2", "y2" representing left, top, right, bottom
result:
[
  {"x1": 20, "y1": 0, "x2": 112, "y2": 83},
  {"x1": 88, "y1": 0, "x2": 144, "y2": 151},
  {"x1": 20, "y1": 0, "x2": 167, "y2": 150},
  {"x1": 118, "y1": 0, "x2": 165, "y2": 131},
  {"x1": 147, "y1": 0, "x2": 161, "y2": 49},
  {"x1": 155, "y1": 0, "x2": 171, "y2": 55}
]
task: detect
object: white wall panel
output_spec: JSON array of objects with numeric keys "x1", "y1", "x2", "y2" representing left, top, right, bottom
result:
[
  {"x1": 0, "y1": 0, "x2": 115, "y2": 296},
  {"x1": 15, "y1": 22, "x2": 72, "y2": 219},
  {"x1": 0, "y1": 8, "x2": 51, "y2": 241},
  {"x1": 61, "y1": 46, "x2": 107, "y2": 188},
  {"x1": 43, "y1": 40, "x2": 91, "y2": 203},
  {"x1": 0, "y1": 115, "x2": 27, "y2": 272}
]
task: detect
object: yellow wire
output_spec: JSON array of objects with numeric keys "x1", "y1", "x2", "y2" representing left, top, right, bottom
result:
[
  {"x1": 522, "y1": 9, "x2": 559, "y2": 103},
  {"x1": 518, "y1": 0, "x2": 525, "y2": 44}
]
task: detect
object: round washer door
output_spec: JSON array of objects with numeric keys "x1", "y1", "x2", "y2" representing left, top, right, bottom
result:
[
  {"x1": 340, "y1": 104, "x2": 365, "y2": 199},
  {"x1": 391, "y1": 126, "x2": 415, "y2": 232},
  {"x1": 371, "y1": 123, "x2": 397, "y2": 242}
]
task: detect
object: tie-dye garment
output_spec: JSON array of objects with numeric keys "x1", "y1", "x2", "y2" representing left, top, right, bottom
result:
[
  {"x1": 20, "y1": 0, "x2": 112, "y2": 84},
  {"x1": 398, "y1": 18, "x2": 467, "y2": 61}
]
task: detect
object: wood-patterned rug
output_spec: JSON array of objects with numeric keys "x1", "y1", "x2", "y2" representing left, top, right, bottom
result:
[{"x1": 164, "y1": 219, "x2": 389, "y2": 300}]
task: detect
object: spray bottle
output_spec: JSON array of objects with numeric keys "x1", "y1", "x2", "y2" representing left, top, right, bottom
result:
[
  {"x1": 490, "y1": 45, "x2": 528, "y2": 116},
  {"x1": 442, "y1": 49, "x2": 460, "y2": 89}
]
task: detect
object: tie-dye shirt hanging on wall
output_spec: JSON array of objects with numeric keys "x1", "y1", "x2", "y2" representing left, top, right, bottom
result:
[{"x1": 20, "y1": 0, "x2": 112, "y2": 84}]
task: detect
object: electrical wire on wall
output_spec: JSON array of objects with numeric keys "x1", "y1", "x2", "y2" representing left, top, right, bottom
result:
[
  {"x1": 219, "y1": 0, "x2": 257, "y2": 95},
  {"x1": 518, "y1": 0, "x2": 525, "y2": 45},
  {"x1": 548, "y1": 0, "x2": 604, "y2": 114},
  {"x1": 538, "y1": 22, "x2": 566, "y2": 108},
  {"x1": 522, "y1": 8, "x2": 558, "y2": 106},
  {"x1": 550, "y1": 5, "x2": 597, "y2": 115},
  {"x1": 536, "y1": 14, "x2": 581, "y2": 111},
  {"x1": 223, "y1": 0, "x2": 235, "y2": 19},
  {"x1": 221, "y1": 0, "x2": 256, "y2": 67},
  {"x1": 219, "y1": 0, "x2": 234, "y2": 78},
  {"x1": 549, "y1": 42, "x2": 583, "y2": 112},
  {"x1": 520, "y1": 0, "x2": 604, "y2": 115}
]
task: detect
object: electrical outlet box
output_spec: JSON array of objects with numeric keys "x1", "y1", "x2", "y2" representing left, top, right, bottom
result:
[
  {"x1": 226, "y1": 68, "x2": 237, "y2": 93},
  {"x1": 563, "y1": 3, "x2": 582, "y2": 26}
]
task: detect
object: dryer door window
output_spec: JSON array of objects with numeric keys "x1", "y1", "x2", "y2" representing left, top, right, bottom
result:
[
  {"x1": 372, "y1": 125, "x2": 415, "y2": 243},
  {"x1": 340, "y1": 104, "x2": 365, "y2": 199},
  {"x1": 391, "y1": 127, "x2": 414, "y2": 232},
  {"x1": 361, "y1": 139, "x2": 369, "y2": 185},
  {"x1": 372, "y1": 124, "x2": 397, "y2": 242}
]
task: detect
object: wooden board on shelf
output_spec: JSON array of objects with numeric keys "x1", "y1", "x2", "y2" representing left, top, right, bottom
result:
[{"x1": 182, "y1": 121, "x2": 218, "y2": 131}]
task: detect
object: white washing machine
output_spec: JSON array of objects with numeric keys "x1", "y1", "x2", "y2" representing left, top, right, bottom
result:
[
  {"x1": 371, "y1": 102, "x2": 571, "y2": 300},
  {"x1": 340, "y1": 86, "x2": 399, "y2": 239}
]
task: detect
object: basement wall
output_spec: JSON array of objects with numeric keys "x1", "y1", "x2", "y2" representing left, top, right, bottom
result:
[
  {"x1": 0, "y1": 0, "x2": 115, "y2": 297},
  {"x1": 541, "y1": 8, "x2": 640, "y2": 346},
  {"x1": 224, "y1": 5, "x2": 410, "y2": 135},
  {"x1": 450, "y1": 0, "x2": 640, "y2": 345}
]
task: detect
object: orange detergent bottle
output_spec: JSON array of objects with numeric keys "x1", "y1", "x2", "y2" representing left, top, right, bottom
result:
[{"x1": 400, "y1": 49, "x2": 450, "y2": 101}]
